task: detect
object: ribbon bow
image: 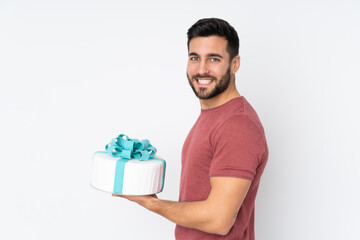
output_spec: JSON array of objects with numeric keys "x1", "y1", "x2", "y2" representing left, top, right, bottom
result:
[{"x1": 105, "y1": 134, "x2": 156, "y2": 160}]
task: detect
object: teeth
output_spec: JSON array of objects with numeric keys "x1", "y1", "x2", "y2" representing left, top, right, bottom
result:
[{"x1": 198, "y1": 79, "x2": 212, "y2": 84}]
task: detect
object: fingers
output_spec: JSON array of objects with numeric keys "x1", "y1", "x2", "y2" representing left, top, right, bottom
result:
[{"x1": 112, "y1": 193, "x2": 124, "y2": 197}]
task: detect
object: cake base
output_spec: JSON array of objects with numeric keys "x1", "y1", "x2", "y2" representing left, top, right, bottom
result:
[{"x1": 91, "y1": 152, "x2": 165, "y2": 195}]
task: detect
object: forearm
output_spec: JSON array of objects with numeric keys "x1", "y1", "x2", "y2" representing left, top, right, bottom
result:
[
  {"x1": 118, "y1": 177, "x2": 250, "y2": 235},
  {"x1": 138, "y1": 197, "x2": 230, "y2": 235}
]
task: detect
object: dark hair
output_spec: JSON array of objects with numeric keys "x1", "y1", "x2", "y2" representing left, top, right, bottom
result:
[{"x1": 187, "y1": 18, "x2": 239, "y2": 60}]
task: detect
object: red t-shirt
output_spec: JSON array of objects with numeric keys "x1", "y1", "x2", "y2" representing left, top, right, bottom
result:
[{"x1": 175, "y1": 97, "x2": 268, "y2": 240}]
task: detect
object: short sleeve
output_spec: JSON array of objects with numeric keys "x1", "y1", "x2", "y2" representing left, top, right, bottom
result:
[{"x1": 209, "y1": 115, "x2": 265, "y2": 180}]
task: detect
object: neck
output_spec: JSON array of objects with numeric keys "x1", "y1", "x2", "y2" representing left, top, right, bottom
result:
[{"x1": 199, "y1": 84, "x2": 241, "y2": 110}]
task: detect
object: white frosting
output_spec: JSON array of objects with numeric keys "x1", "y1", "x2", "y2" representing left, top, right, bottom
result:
[{"x1": 91, "y1": 152, "x2": 165, "y2": 195}]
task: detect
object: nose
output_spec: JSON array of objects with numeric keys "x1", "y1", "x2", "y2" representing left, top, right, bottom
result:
[{"x1": 198, "y1": 60, "x2": 209, "y2": 75}]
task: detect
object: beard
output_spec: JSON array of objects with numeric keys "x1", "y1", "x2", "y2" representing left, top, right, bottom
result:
[{"x1": 187, "y1": 67, "x2": 231, "y2": 100}]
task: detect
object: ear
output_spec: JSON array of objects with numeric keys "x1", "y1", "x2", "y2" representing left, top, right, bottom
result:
[{"x1": 231, "y1": 55, "x2": 241, "y2": 74}]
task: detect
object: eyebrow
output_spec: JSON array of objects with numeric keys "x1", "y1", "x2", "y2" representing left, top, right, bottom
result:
[
  {"x1": 188, "y1": 52, "x2": 224, "y2": 58},
  {"x1": 208, "y1": 53, "x2": 223, "y2": 58}
]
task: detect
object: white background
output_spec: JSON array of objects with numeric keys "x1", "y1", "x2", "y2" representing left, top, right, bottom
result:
[{"x1": 1, "y1": 0, "x2": 359, "y2": 239}]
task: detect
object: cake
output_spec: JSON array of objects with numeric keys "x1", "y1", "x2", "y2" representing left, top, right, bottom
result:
[{"x1": 91, "y1": 134, "x2": 166, "y2": 195}]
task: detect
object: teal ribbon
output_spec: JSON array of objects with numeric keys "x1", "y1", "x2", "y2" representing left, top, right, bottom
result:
[
  {"x1": 105, "y1": 134, "x2": 156, "y2": 161},
  {"x1": 104, "y1": 134, "x2": 165, "y2": 194}
]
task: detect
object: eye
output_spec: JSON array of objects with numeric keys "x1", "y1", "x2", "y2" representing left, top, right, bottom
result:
[
  {"x1": 190, "y1": 56, "x2": 199, "y2": 61},
  {"x1": 210, "y1": 58, "x2": 220, "y2": 62}
]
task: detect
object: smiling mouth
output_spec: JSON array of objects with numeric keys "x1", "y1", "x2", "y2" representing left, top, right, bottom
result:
[
  {"x1": 195, "y1": 77, "x2": 215, "y2": 86},
  {"x1": 197, "y1": 79, "x2": 212, "y2": 84}
]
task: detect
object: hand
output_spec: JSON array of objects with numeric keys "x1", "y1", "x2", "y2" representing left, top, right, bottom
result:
[{"x1": 112, "y1": 193, "x2": 158, "y2": 208}]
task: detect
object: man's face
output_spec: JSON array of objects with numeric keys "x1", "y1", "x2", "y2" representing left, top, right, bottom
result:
[{"x1": 187, "y1": 36, "x2": 232, "y2": 99}]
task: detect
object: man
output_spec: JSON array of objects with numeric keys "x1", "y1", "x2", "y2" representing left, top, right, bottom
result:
[{"x1": 114, "y1": 18, "x2": 268, "y2": 240}]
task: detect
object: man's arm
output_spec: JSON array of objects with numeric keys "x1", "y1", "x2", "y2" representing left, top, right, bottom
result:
[{"x1": 114, "y1": 176, "x2": 251, "y2": 236}]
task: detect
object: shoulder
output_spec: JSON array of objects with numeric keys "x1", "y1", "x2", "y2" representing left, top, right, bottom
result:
[{"x1": 213, "y1": 115, "x2": 264, "y2": 144}]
